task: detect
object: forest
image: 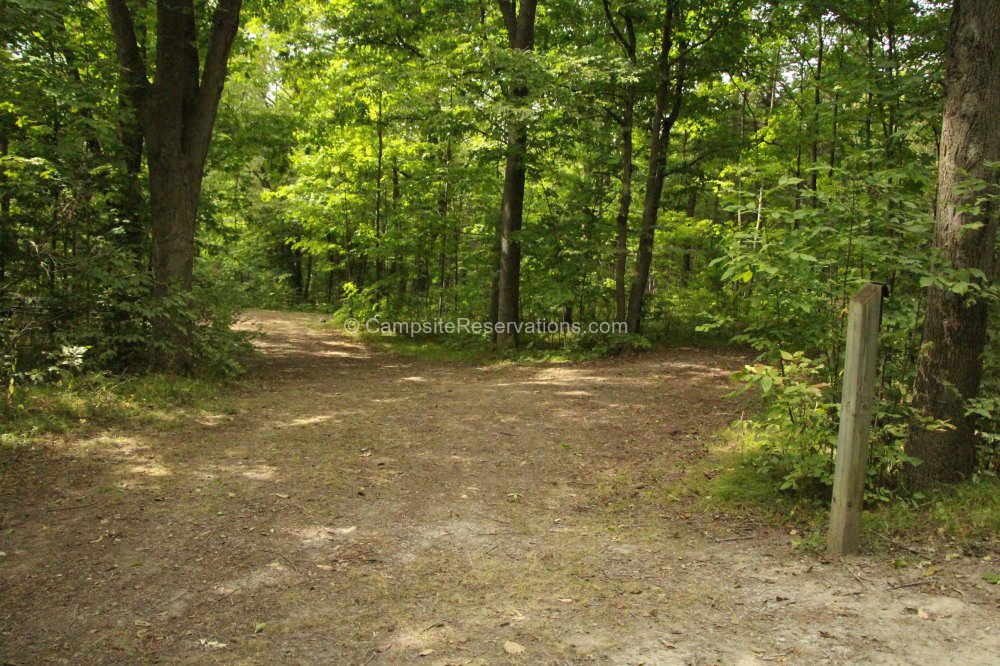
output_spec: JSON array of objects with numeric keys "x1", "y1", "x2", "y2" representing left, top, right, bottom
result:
[{"x1": 0, "y1": 0, "x2": 999, "y2": 662}]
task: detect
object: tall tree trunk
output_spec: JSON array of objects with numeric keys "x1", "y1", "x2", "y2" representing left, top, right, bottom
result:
[
  {"x1": 105, "y1": 0, "x2": 243, "y2": 367},
  {"x1": 603, "y1": 0, "x2": 637, "y2": 324},
  {"x1": 0, "y1": 133, "x2": 11, "y2": 284},
  {"x1": 437, "y1": 138, "x2": 452, "y2": 315},
  {"x1": 146, "y1": 157, "x2": 200, "y2": 293},
  {"x1": 625, "y1": 0, "x2": 686, "y2": 334},
  {"x1": 374, "y1": 92, "x2": 384, "y2": 288},
  {"x1": 495, "y1": 0, "x2": 537, "y2": 350},
  {"x1": 390, "y1": 160, "x2": 403, "y2": 300},
  {"x1": 681, "y1": 186, "x2": 696, "y2": 286},
  {"x1": 809, "y1": 18, "x2": 823, "y2": 205},
  {"x1": 303, "y1": 254, "x2": 312, "y2": 302},
  {"x1": 905, "y1": 0, "x2": 1000, "y2": 489}
]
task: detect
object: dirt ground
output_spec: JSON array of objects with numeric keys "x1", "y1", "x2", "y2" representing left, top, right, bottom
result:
[{"x1": 1, "y1": 310, "x2": 998, "y2": 665}]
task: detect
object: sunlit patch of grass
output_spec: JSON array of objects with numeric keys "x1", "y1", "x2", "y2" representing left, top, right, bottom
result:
[
  {"x1": 1, "y1": 372, "x2": 233, "y2": 442},
  {"x1": 361, "y1": 331, "x2": 499, "y2": 364},
  {"x1": 691, "y1": 422, "x2": 1000, "y2": 554},
  {"x1": 863, "y1": 479, "x2": 1000, "y2": 548},
  {"x1": 354, "y1": 330, "x2": 662, "y2": 366}
]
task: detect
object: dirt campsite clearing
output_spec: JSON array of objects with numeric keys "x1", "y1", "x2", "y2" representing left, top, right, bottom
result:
[{"x1": 1, "y1": 311, "x2": 998, "y2": 665}]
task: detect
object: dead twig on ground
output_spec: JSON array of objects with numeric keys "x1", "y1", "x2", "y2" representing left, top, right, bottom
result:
[{"x1": 888, "y1": 579, "x2": 935, "y2": 591}]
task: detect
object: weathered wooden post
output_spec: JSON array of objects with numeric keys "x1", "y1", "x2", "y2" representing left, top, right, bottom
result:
[{"x1": 828, "y1": 282, "x2": 886, "y2": 556}]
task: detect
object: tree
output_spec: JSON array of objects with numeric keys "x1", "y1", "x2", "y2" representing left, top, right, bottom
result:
[
  {"x1": 602, "y1": 0, "x2": 638, "y2": 324},
  {"x1": 625, "y1": 0, "x2": 686, "y2": 334},
  {"x1": 905, "y1": 0, "x2": 1000, "y2": 489},
  {"x1": 495, "y1": 0, "x2": 538, "y2": 349},
  {"x1": 104, "y1": 0, "x2": 244, "y2": 305}
]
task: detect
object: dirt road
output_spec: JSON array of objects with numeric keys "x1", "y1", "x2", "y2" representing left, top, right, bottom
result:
[{"x1": 1, "y1": 311, "x2": 997, "y2": 664}]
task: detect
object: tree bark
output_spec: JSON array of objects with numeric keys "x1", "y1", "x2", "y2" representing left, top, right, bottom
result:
[
  {"x1": 495, "y1": 0, "x2": 537, "y2": 350},
  {"x1": 374, "y1": 92, "x2": 385, "y2": 289},
  {"x1": 0, "y1": 132, "x2": 11, "y2": 284},
  {"x1": 625, "y1": 0, "x2": 686, "y2": 334},
  {"x1": 603, "y1": 0, "x2": 637, "y2": 324},
  {"x1": 809, "y1": 18, "x2": 823, "y2": 205},
  {"x1": 905, "y1": 0, "x2": 1000, "y2": 489},
  {"x1": 105, "y1": 0, "x2": 243, "y2": 365}
]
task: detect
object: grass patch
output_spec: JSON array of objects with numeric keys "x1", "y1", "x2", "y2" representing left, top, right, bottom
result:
[
  {"x1": 1, "y1": 372, "x2": 234, "y2": 443},
  {"x1": 352, "y1": 328, "x2": 617, "y2": 365},
  {"x1": 686, "y1": 424, "x2": 1000, "y2": 555},
  {"x1": 863, "y1": 480, "x2": 1000, "y2": 548},
  {"x1": 361, "y1": 332, "x2": 501, "y2": 364}
]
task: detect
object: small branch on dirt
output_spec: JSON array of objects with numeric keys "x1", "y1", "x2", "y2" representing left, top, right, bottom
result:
[
  {"x1": 875, "y1": 532, "x2": 927, "y2": 556},
  {"x1": 888, "y1": 579, "x2": 935, "y2": 591},
  {"x1": 421, "y1": 620, "x2": 446, "y2": 632},
  {"x1": 264, "y1": 549, "x2": 300, "y2": 572},
  {"x1": 849, "y1": 568, "x2": 869, "y2": 586},
  {"x1": 45, "y1": 501, "x2": 98, "y2": 512},
  {"x1": 712, "y1": 535, "x2": 753, "y2": 543},
  {"x1": 64, "y1": 604, "x2": 79, "y2": 632},
  {"x1": 468, "y1": 510, "x2": 510, "y2": 524},
  {"x1": 360, "y1": 647, "x2": 382, "y2": 666},
  {"x1": 159, "y1": 590, "x2": 190, "y2": 607},
  {"x1": 213, "y1": 588, "x2": 239, "y2": 604}
]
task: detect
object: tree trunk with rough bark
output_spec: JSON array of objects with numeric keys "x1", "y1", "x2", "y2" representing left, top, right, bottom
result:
[
  {"x1": 495, "y1": 0, "x2": 537, "y2": 350},
  {"x1": 105, "y1": 0, "x2": 243, "y2": 367},
  {"x1": 603, "y1": 0, "x2": 637, "y2": 325},
  {"x1": 905, "y1": 0, "x2": 1000, "y2": 489},
  {"x1": 626, "y1": 0, "x2": 685, "y2": 334}
]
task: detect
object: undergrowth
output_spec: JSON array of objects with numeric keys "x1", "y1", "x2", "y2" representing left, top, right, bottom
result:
[
  {"x1": 0, "y1": 373, "x2": 237, "y2": 444},
  {"x1": 681, "y1": 425, "x2": 1000, "y2": 556}
]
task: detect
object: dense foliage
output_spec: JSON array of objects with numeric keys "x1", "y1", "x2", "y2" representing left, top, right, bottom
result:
[{"x1": 1, "y1": 0, "x2": 997, "y2": 496}]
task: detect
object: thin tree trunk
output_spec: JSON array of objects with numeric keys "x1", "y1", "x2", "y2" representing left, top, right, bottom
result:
[
  {"x1": 303, "y1": 254, "x2": 312, "y2": 302},
  {"x1": 809, "y1": 18, "x2": 823, "y2": 205},
  {"x1": 0, "y1": 133, "x2": 11, "y2": 284},
  {"x1": 613, "y1": 106, "x2": 633, "y2": 323},
  {"x1": 681, "y1": 186, "x2": 696, "y2": 286},
  {"x1": 374, "y1": 92, "x2": 384, "y2": 288},
  {"x1": 603, "y1": 1, "x2": 637, "y2": 324},
  {"x1": 437, "y1": 139, "x2": 452, "y2": 315},
  {"x1": 626, "y1": 0, "x2": 686, "y2": 334},
  {"x1": 905, "y1": 0, "x2": 1000, "y2": 489},
  {"x1": 494, "y1": 0, "x2": 537, "y2": 349}
]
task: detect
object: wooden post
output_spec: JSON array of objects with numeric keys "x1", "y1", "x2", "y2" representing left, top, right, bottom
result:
[{"x1": 828, "y1": 283, "x2": 885, "y2": 556}]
